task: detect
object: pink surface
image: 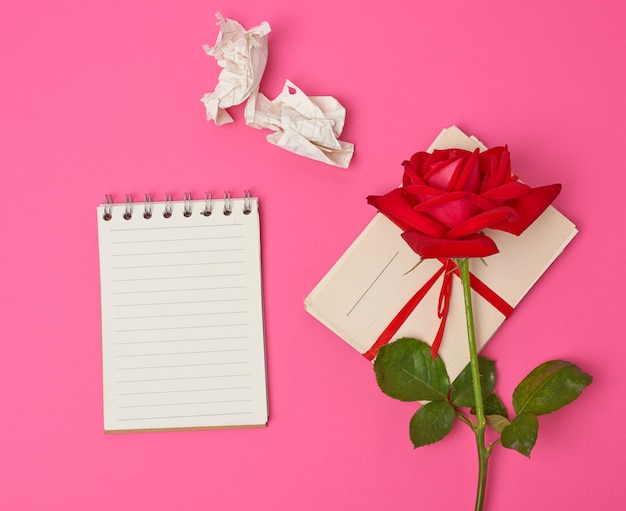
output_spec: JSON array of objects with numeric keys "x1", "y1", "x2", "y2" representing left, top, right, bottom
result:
[{"x1": 1, "y1": 1, "x2": 624, "y2": 509}]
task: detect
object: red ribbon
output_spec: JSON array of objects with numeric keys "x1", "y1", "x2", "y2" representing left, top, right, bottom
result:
[{"x1": 363, "y1": 258, "x2": 514, "y2": 361}]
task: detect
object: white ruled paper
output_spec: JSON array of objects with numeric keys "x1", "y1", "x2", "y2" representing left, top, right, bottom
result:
[{"x1": 97, "y1": 195, "x2": 267, "y2": 432}]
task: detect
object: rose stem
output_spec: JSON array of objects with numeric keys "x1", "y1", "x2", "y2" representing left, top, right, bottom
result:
[{"x1": 457, "y1": 257, "x2": 489, "y2": 511}]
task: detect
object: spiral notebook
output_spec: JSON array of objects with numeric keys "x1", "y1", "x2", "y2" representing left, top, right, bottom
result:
[{"x1": 97, "y1": 193, "x2": 268, "y2": 433}]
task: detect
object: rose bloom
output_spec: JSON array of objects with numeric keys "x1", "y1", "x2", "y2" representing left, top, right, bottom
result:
[{"x1": 367, "y1": 147, "x2": 561, "y2": 258}]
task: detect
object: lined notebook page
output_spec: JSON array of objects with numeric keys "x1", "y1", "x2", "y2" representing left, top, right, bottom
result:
[{"x1": 97, "y1": 196, "x2": 268, "y2": 432}]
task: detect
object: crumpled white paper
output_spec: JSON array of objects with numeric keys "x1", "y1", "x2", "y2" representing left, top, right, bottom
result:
[
  {"x1": 201, "y1": 13, "x2": 271, "y2": 125},
  {"x1": 245, "y1": 80, "x2": 354, "y2": 168},
  {"x1": 201, "y1": 14, "x2": 354, "y2": 168}
]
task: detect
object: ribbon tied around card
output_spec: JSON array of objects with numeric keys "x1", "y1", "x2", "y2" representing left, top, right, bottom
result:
[{"x1": 363, "y1": 258, "x2": 514, "y2": 361}]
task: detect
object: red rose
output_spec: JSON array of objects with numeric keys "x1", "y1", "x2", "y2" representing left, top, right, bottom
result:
[{"x1": 367, "y1": 147, "x2": 561, "y2": 258}]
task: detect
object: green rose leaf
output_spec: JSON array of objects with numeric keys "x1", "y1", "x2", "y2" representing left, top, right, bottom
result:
[
  {"x1": 471, "y1": 393, "x2": 509, "y2": 418},
  {"x1": 501, "y1": 413, "x2": 539, "y2": 457},
  {"x1": 450, "y1": 357, "x2": 496, "y2": 407},
  {"x1": 469, "y1": 393, "x2": 509, "y2": 432},
  {"x1": 485, "y1": 414, "x2": 511, "y2": 434},
  {"x1": 512, "y1": 360, "x2": 593, "y2": 416},
  {"x1": 374, "y1": 338, "x2": 450, "y2": 402},
  {"x1": 409, "y1": 400, "x2": 455, "y2": 448}
]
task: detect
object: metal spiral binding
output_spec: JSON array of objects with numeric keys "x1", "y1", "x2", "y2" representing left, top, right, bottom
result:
[
  {"x1": 243, "y1": 191, "x2": 252, "y2": 215},
  {"x1": 163, "y1": 193, "x2": 173, "y2": 218},
  {"x1": 103, "y1": 195, "x2": 113, "y2": 221},
  {"x1": 202, "y1": 193, "x2": 213, "y2": 216},
  {"x1": 123, "y1": 194, "x2": 133, "y2": 220},
  {"x1": 183, "y1": 193, "x2": 193, "y2": 217},
  {"x1": 102, "y1": 191, "x2": 253, "y2": 219},
  {"x1": 143, "y1": 193, "x2": 153, "y2": 219},
  {"x1": 223, "y1": 191, "x2": 232, "y2": 216}
]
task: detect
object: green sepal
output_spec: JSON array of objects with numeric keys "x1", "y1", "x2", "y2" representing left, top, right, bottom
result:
[
  {"x1": 513, "y1": 360, "x2": 592, "y2": 416},
  {"x1": 374, "y1": 338, "x2": 450, "y2": 402},
  {"x1": 450, "y1": 357, "x2": 496, "y2": 407},
  {"x1": 501, "y1": 413, "x2": 539, "y2": 457},
  {"x1": 409, "y1": 400, "x2": 455, "y2": 448}
]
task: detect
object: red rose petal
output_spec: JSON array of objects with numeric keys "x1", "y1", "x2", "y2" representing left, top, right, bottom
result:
[
  {"x1": 402, "y1": 152, "x2": 431, "y2": 182},
  {"x1": 481, "y1": 181, "x2": 531, "y2": 200},
  {"x1": 490, "y1": 183, "x2": 562, "y2": 235},
  {"x1": 444, "y1": 206, "x2": 518, "y2": 239},
  {"x1": 367, "y1": 189, "x2": 448, "y2": 238},
  {"x1": 401, "y1": 231, "x2": 500, "y2": 259},
  {"x1": 413, "y1": 190, "x2": 467, "y2": 210},
  {"x1": 423, "y1": 150, "x2": 472, "y2": 185},
  {"x1": 410, "y1": 191, "x2": 480, "y2": 228},
  {"x1": 413, "y1": 190, "x2": 495, "y2": 212},
  {"x1": 403, "y1": 184, "x2": 444, "y2": 197},
  {"x1": 448, "y1": 149, "x2": 480, "y2": 192},
  {"x1": 479, "y1": 147, "x2": 511, "y2": 191}
]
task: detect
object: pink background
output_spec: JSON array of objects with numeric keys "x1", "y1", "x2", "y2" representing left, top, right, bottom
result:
[{"x1": 2, "y1": 1, "x2": 624, "y2": 509}]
